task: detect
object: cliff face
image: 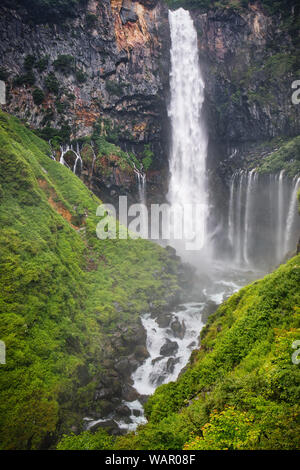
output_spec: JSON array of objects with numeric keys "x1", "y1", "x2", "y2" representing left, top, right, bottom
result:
[
  {"x1": 0, "y1": 0, "x2": 170, "y2": 169},
  {"x1": 191, "y1": 3, "x2": 300, "y2": 168},
  {"x1": 0, "y1": 1, "x2": 299, "y2": 202}
]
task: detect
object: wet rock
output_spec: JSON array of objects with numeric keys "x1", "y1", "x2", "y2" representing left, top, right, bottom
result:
[
  {"x1": 90, "y1": 419, "x2": 124, "y2": 436},
  {"x1": 114, "y1": 357, "x2": 131, "y2": 376},
  {"x1": 121, "y1": 384, "x2": 139, "y2": 402},
  {"x1": 151, "y1": 356, "x2": 163, "y2": 365},
  {"x1": 174, "y1": 304, "x2": 187, "y2": 312},
  {"x1": 115, "y1": 404, "x2": 131, "y2": 418},
  {"x1": 160, "y1": 339, "x2": 178, "y2": 357},
  {"x1": 132, "y1": 409, "x2": 141, "y2": 417},
  {"x1": 134, "y1": 345, "x2": 149, "y2": 361},
  {"x1": 166, "y1": 357, "x2": 180, "y2": 373},
  {"x1": 170, "y1": 319, "x2": 186, "y2": 339},
  {"x1": 156, "y1": 314, "x2": 172, "y2": 328},
  {"x1": 201, "y1": 300, "x2": 218, "y2": 323}
]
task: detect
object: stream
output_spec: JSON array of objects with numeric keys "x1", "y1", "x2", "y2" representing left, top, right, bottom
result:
[{"x1": 85, "y1": 265, "x2": 261, "y2": 433}]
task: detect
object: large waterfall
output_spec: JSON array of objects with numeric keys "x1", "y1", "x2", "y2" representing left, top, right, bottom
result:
[
  {"x1": 167, "y1": 8, "x2": 209, "y2": 255},
  {"x1": 227, "y1": 171, "x2": 300, "y2": 269}
]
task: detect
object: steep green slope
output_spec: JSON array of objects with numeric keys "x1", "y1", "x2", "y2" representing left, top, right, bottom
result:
[
  {"x1": 59, "y1": 254, "x2": 300, "y2": 450},
  {"x1": 0, "y1": 110, "x2": 181, "y2": 449}
]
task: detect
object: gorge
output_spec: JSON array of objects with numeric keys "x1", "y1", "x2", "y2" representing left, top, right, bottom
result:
[{"x1": 0, "y1": 0, "x2": 299, "y2": 451}]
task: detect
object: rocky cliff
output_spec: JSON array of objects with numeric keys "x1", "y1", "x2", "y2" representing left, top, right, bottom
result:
[
  {"x1": 0, "y1": 0, "x2": 170, "y2": 200},
  {"x1": 0, "y1": 1, "x2": 299, "y2": 204}
]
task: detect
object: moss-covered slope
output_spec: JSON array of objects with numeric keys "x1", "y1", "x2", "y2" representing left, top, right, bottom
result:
[
  {"x1": 0, "y1": 110, "x2": 180, "y2": 449},
  {"x1": 59, "y1": 254, "x2": 300, "y2": 450}
]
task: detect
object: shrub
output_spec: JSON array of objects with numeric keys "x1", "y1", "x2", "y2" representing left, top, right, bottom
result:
[
  {"x1": 45, "y1": 72, "x2": 59, "y2": 94},
  {"x1": 13, "y1": 71, "x2": 35, "y2": 86},
  {"x1": 32, "y1": 88, "x2": 45, "y2": 105},
  {"x1": 35, "y1": 56, "x2": 49, "y2": 73},
  {"x1": 86, "y1": 13, "x2": 97, "y2": 29},
  {"x1": 24, "y1": 54, "x2": 36, "y2": 70},
  {"x1": 75, "y1": 69, "x2": 87, "y2": 83},
  {"x1": 53, "y1": 55, "x2": 75, "y2": 75}
]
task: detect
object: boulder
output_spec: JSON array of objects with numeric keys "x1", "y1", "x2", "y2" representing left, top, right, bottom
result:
[
  {"x1": 170, "y1": 318, "x2": 186, "y2": 339},
  {"x1": 160, "y1": 339, "x2": 178, "y2": 357}
]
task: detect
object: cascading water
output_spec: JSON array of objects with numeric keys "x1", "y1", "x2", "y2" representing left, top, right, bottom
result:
[
  {"x1": 59, "y1": 143, "x2": 82, "y2": 175},
  {"x1": 83, "y1": 9, "x2": 299, "y2": 435},
  {"x1": 167, "y1": 8, "x2": 209, "y2": 256},
  {"x1": 227, "y1": 170, "x2": 300, "y2": 269}
]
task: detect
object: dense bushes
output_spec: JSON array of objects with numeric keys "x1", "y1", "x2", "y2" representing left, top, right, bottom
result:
[
  {"x1": 0, "y1": 110, "x2": 181, "y2": 449},
  {"x1": 60, "y1": 253, "x2": 300, "y2": 450},
  {"x1": 255, "y1": 136, "x2": 300, "y2": 177}
]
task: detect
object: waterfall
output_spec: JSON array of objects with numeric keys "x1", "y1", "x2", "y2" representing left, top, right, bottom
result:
[
  {"x1": 59, "y1": 143, "x2": 82, "y2": 174},
  {"x1": 276, "y1": 170, "x2": 285, "y2": 262},
  {"x1": 167, "y1": 8, "x2": 208, "y2": 254},
  {"x1": 227, "y1": 170, "x2": 300, "y2": 269},
  {"x1": 73, "y1": 142, "x2": 83, "y2": 175},
  {"x1": 137, "y1": 172, "x2": 147, "y2": 207},
  {"x1": 284, "y1": 176, "x2": 300, "y2": 255},
  {"x1": 243, "y1": 169, "x2": 256, "y2": 265}
]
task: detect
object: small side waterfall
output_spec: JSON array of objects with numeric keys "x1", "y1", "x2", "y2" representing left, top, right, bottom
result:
[
  {"x1": 59, "y1": 143, "x2": 82, "y2": 175},
  {"x1": 227, "y1": 170, "x2": 300, "y2": 269},
  {"x1": 167, "y1": 8, "x2": 208, "y2": 255},
  {"x1": 284, "y1": 176, "x2": 300, "y2": 254}
]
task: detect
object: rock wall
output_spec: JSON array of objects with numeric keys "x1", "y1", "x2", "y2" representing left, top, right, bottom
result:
[{"x1": 0, "y1": 0, "x2": 170, "y2": 169}]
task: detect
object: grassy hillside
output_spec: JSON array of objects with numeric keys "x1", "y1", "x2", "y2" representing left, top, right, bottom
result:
[
  {"x1": 0, "y1": 110, "x2": 181, "y2": 449},
  {"x1": 59, "y1": 254, "x2": 300, "y2": 450}
]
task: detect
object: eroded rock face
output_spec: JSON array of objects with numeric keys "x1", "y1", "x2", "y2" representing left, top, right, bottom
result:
[{"x1": 0, "y1": 0, "x2": 170, "y2": 169}]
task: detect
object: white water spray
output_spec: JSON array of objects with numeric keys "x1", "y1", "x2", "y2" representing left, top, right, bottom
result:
[{"x1": 167, "y1": 8, "x2": 208, "y2": 255}]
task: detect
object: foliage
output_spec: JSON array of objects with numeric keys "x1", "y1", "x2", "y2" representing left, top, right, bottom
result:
[
  {"x1": 255, "y1": 136, "x2": 300, "y2": 177},
  {"x1": 57, "y1": 254, "x2": 300, "y2": 450},
  {"x1": 142, "y1": 144, "x2": 154, "y2": 171},
  {"x1": 24, "y1": 54, "x2": 36, "y2": 70},
  {"x1": 86, "y1": 13, "x2": 97, "y2": 29},
  {"x1": 75, "y1": 69, "x2": 87, "y2": 83},
  {"x1": 13, "y1": 71, "x2": 35, "y2": 87},
  {"x1": 45, "y1": 72, "x2": 59, "y2": 94},
  {"x1": 57, "y1": 430, "x2": 115, "y2": 450},
  {"x1": 0, "y1": 110, "x2": 181, "y2": 449},
  {"x1": 35, "y1": 56, "x2": 49, "y2": 73},
  {"x1": 183, "y1": 407, "x2": 259, "y2": 450},
  {"x1": 53, "y1": 55, "x2": 75, "y2": 75},
  {"x1": 32, "y1": 88, "x2": 45, "y2": 106},
  {"x1": 105, "y1": 80, "x2": 124, "y2": 98},
  {"x1": 12, "y1": 0, "x2": 82, "y2": 23}
]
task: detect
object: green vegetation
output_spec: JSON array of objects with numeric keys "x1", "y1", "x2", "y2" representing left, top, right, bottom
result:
[
  {"x1": 13, "y1": 71, "x2": 35, "y2": 87},
  {"x1": 255, "y1": 136, "x2": 300, "y2": 177},
  {"x1": 0, "y1": 67, "x2": 9, "y2": 81},
  {"x1": 35, "y1": 56, "x2": 49, "y2": 73},
  {"x1": 75, "y1": 69, "x2": 87, "y2": 83},
  {"x1": 0, "y1": 110, "x2": 181, "y2": 449},
  {"x1": 53, "y1": 55, "x2": 75, "y2": 75},
  {"x1": 12, "y1": 0, "x2": 81, "y2": 23},
  {"x1": 32, "y1": 88, "x2": 45, "y2": 106},
  {"x1": 142, "y1": 144, "x2": 154, "y2": 171},
  {"x1": 24, "y1": 54, "x2": 36, "y2": 70},
  {"x1": 45, "y1": 72, "x2": 59, "y2": 94},
  {"x1": 60, "y1": 254, "x2": 300, "y2": 449},
  {"x1": 105, "y1": 80, "x2": 124, "y2": 98},
  {"x1": 86, "y1": 13, "x2": 98, "y2": 29}
]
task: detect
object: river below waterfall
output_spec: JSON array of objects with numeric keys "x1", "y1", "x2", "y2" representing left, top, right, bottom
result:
[{"x1": 84, "y1": 264, "x2": 262, "y2": 433}]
